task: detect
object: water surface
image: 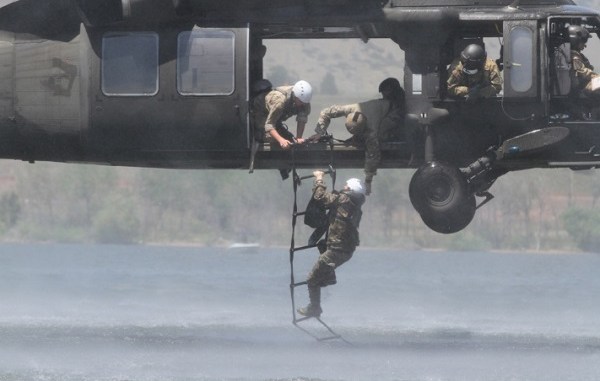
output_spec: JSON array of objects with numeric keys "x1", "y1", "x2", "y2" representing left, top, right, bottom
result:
[{"x1": 1, "y1": 244, "x2": 600, "y2": 380}]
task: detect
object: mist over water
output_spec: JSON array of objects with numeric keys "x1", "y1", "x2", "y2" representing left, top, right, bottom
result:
[{"x1": 2, "y1": 243, "x2": 600, "y2": 380}]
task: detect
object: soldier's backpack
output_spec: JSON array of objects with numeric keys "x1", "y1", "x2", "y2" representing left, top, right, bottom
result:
[
  {"x1": 304, "y1": 193, "x2": 330, "y2": 246},
  {"x1": 304, "y1": 196, "x2": 327, "y2": 229}
]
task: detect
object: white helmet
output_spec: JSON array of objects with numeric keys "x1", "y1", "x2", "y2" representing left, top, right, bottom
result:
[
  {"x1": 292, "y1": 80, "x2": 312, "y2": 103},
  {"x1": 345, "y1": 178, "x2": 365, "y2": 194}
]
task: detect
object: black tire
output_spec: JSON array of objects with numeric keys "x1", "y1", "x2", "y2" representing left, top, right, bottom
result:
[
  {"x1": 419, "y1": 194, "x2": 476, "y2": 234},
  {"x1": 409, "y1": 162, "x2": 476, "y2": 234}
]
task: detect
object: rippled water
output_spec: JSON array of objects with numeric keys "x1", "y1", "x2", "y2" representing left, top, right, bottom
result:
[{"x1": 1, "y1": 243, "x2": 600, "y2": 380}]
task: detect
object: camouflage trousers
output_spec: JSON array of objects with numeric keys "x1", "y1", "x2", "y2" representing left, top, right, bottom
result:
[{"x1": 306, "y1": 248, "x2": 354, "y2": 289}]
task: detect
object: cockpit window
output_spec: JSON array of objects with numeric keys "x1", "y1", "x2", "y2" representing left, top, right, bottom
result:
[
  {"x1": 101, "y1": 32, "x2": 159, "y2": 96},
  {"x1": 177, "y1": 29, "x2": 235, "y2": 96}
]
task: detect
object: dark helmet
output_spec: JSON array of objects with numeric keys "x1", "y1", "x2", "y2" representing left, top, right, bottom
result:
[
  {"x1": 460, "y1": 44, "x2": 487, "y2": 71},
  {"x1": 568, "y1": 25, "x2": 590, "y2": 50},
  {"x1": 378, "y1": 77, "x2": 401, "y2": 94},
  {"x1": 378, "y1": 77, "x2": 405, "y2": 105}
]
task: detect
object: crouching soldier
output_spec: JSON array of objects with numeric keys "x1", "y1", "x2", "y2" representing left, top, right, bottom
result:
[
  {"x1": 447, "y1": 44, "x2": 503, "y2": 101},
  {"x1": 252, "y1": 80, "x2": 312, "y2": 149},
  {"x1": 308, "y1": 78, "x2": 406, "y2": 195}
]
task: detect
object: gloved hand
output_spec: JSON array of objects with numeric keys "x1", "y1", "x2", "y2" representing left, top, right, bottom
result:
[
  {"x1": 465, "y1": 84, "x2": 481, "y2": 103},
  {"x1": 313, "y1": 170, "x2": 325, "y2": 180}
]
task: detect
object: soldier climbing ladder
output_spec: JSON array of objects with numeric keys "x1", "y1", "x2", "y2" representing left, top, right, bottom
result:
[{"x1": 287, "y1": 136, "x2": 350, "y2": 344}]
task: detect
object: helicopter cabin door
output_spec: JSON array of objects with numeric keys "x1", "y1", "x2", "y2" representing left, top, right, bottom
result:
[{"x1": 88, "y1": 26, "x2": 249, "y2": 167}]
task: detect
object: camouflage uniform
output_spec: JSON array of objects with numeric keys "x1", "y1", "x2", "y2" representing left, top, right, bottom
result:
[
  {"x1": 315, "y1": 99, "x2": 393, "y2": 182},
  {"x1": 447, "y1": 58, "x2": 503, "y2": 98},
  {"x1": 252, "y1": 85, "x2": 311, "y2": 142},
  {"x1": 571, "y1": 50, "x2": 600, "y2": 97},
  {"x1": 302, "y1": 177, "x2": 365, "y2": 317}
]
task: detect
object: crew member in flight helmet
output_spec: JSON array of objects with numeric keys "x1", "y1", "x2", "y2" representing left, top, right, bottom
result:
[
  {"x1": 447, "y1": 44, "x2": 503, "y2": 101},
  {"x1": 569, "y1": 25, "x2": 600, "y2": 99},
  {"x1": 309, "y1": 78, "x2": 407, "y2": 195},
  {"x1": 297, "y1": 171, "x2": 366, "y2": 318},
  {"x1": 252, "y1": 80, "x2": 312, "y2": 149}
]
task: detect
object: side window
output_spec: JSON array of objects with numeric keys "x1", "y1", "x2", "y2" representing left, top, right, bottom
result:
[
  {"x1": 177, "y1": 29, "x2": 235, "y2": 96},
  {"x1": 508, "y1": 26, "x2": 534, "y2": 93},
  {"x1": 102, "y1": 32, "x2": 159, "y2": 96},
  {"x1": 503, "y1": 21, "x2": 538, "y2": 98}
]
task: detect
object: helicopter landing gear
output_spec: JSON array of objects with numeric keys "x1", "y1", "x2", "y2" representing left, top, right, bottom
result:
[{"x1": 409, "y1": 161, "x2": 477, "y2": 234}]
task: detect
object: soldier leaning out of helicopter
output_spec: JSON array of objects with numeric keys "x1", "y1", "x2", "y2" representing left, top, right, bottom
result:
[
  {"x1": 307, "y1": 78, "x2": 409, "y2": 195},
  {"x1": 252, "y1": 79, "x2": 313, "y2": 149},
  {"x1": 447, "y1": 44, "x2": 503, "y2": 102}
]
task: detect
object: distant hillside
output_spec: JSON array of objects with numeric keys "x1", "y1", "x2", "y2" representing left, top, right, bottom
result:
[{"x1": 264, "y1": 38, "x2": 403, "y2": 100}]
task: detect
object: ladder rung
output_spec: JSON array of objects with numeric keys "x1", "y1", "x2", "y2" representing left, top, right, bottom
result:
[
  {"x1": 298, "y1": 168, "x2": 334, "y2": 181},
  {"x1": 294, "y1": 316, "x2": 312, "y2": 324},
  {"x1": 293, "y1": 244, "x2": 317, "y2": 252},
  {"x1": 318, "y1": 335, "x2": 342, "y2": 342}
]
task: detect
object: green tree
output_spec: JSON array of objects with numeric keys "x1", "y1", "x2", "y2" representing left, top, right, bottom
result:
[
  {"x1": 589, "y1": 170, "x2": 600, "y2": 207},
  {"x1": 561, "y1": 207, "x2": 600, "y2": 252},
  {"x1": 92, "y1": 192, "x2": 141, "y2": 244},
  {"x1": 15, "y1": 163, "x2": 59, "y2": 225},
  {"x1": 0, "y1": 192, "x2": 20, "y2": 231},
  {"x1": 62, "y1": 165, "x2": 118, "y2": 226}
]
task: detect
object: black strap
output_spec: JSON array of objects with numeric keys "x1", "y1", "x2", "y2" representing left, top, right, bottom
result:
[{"x1": 275, "y1": 123, "x2": 296, "y2": 143}]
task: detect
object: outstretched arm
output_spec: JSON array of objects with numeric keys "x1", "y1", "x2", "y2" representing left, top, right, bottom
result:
[
  {"x1": 314, "y1": 104, "x2": 358, "y2": 135},
  {"x1": 296, "y1": 120, "x2": 306, "y2": 144},
  {"x1": 312, "y1": 170, "x2": 339, "y2": 206}
]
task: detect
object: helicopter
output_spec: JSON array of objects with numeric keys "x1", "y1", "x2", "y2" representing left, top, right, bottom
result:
[{"x1": 1, "y1": 0, "x2": 600, "y2": 234}]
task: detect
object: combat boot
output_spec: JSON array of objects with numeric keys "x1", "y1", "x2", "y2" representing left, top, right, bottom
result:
[
  {"x1": 297, "y1": 304, "x2": 323, "y2": 318},
  {"x1": 297, "y1": 286, "x2": 322, "y2": 317}
]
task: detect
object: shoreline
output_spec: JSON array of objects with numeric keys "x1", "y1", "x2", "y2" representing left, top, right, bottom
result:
[{"x1": 0, "y1": 240, "x2": 592, "y2": 255}]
